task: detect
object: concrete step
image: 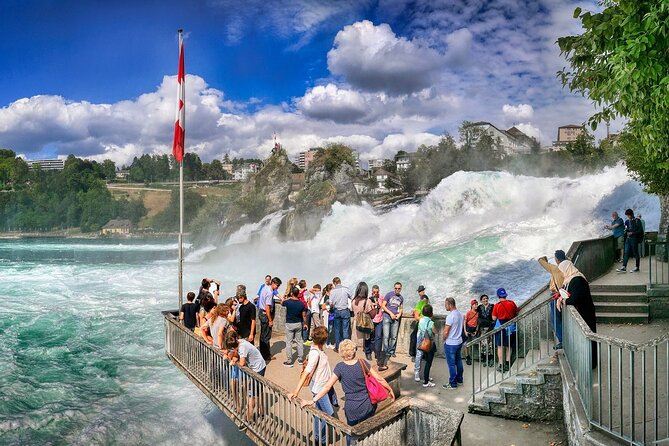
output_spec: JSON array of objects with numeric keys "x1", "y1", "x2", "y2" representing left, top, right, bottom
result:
[
  {"x1": 590, "y1": 291, "x2": 648, "y2": 303},
  {"x1": 595, "y1": 311, "x2": 649, "y2": 324},
  {"x1": 593, "y1": 301, "x2": 649, "y2": 313},
  {"x1": 589, "y1": 284, "x2": 647, "y2": 293}
]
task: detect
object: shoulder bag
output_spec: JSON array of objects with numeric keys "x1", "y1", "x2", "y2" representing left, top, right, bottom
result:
[
  {"x1": 355, "y1": 299, "x2": 374, "y2": 333},
  {"x1": 418, "y1": 319, "x2": 433, "y2": 352},
  {"x1": 359, "y1": 359, "x2": 388, "y2": 405}
]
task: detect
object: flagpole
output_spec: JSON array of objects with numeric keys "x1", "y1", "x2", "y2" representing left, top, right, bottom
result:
[{"x1": 176, "y1": 28, "x2": 185, "y2": 316}]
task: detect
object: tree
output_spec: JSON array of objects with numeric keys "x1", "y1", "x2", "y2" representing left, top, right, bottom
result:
[
  {"x1": 558, "y1": 1, "x2": 669, "y2": 241},
  {"x1": 311, "y1": 143, "x2": 357, "y2": 174}
]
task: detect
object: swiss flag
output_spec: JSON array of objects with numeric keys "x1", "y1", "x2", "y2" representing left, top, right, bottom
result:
[{"x1": 172, "y1": 32, "x2": 185, "y2": 163}]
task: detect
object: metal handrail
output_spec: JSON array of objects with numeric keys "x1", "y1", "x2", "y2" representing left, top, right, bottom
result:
[
  {"x1": 162, "y1": 311, "x2": 453, "y2": 445},
  {"x1": 465, "y1": 296, "x2": 556, "y2": 401},
  {"x1": 563, "y1": 305, "x2": 669, "y2": 445},
  {"x1": 647, "y1": 240, "x2": 669, "y2": 287}
]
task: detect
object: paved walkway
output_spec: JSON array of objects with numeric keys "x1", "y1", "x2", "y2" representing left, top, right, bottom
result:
[{"x1": 591, "y1": 257, "x2": 667, "y2": 287}]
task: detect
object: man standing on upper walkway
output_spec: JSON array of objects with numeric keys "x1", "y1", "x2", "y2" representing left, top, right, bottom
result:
[
  {"x1": 380, "y1": 282, "x2": 404, "y2": 368},
  {"x1": 328, "y1": 277, "x2": 352, "y2": 352},
  {"x1": 442, "y1": 297, "x2": 464, "y2": 390},
  {"x1": 617, "y1": 208, "x2": 643, "y2": 273},
  {"x1": 605, "y1": 211, "x2": 625, "y2": 262},
  {"x1": 258, "y1": 276, "x2": 282, "y2": 361}
]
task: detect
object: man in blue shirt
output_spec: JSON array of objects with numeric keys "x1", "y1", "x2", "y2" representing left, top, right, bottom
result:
[
  {"x1": 257, "y1": 276, "x2": 282, "y2": 360},
  {"x1": 328, "y1": 277, "x2": 352, "y2": 351},
  {"x1": 380, "y1": 282, "x2": 404, "y2": 369},
  {"x1": 605, "y1": 211, "x2": 625, "y2": 262}
]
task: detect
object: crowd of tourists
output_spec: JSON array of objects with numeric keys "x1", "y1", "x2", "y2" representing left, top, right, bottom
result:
[
  {"x1": 605, "y1": 208, "x2": 646, "y2": 273},
  {"x1": 177, "y1": 262, "x2": 596, "y2": 440}
]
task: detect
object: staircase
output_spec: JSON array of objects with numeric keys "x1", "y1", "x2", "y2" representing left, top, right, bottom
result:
[
  {"x1": 589, "y1": 284, "x2": 649, "y2": 324},
  {"x1": 468, "y1": 355, "x2": 563, "y2": 421}
]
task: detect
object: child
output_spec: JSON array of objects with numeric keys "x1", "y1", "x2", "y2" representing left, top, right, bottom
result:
[
  {"x1": 225, "y1": 330, "x2": 266, "y2": 427},
  {"x1": 463, "y1": 299, "x2": 479, "y2": 365}
]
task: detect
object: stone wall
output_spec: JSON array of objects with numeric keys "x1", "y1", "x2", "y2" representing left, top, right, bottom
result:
[
  {"x1": 648, "y1": 287, "x2": 669, "y2": 319},
  {"x1": 567, "y1": 235, "x2": 615, "y2": 282}
]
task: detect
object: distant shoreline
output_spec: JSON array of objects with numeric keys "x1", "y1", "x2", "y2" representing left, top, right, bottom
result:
[{"x1": 0, "y1": 231, "x2": 183, "y2": 240}]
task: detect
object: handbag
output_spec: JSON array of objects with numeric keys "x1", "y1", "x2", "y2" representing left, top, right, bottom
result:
[
  {"x1": 417, "y1": 320, "x2": 433, "y2": 352},
  {"x1": 359, "y1": 359, "x2": 388, "y2": 405},
  {"x1": 355, "y1": 301, "x2": 374, "y2": 333}
]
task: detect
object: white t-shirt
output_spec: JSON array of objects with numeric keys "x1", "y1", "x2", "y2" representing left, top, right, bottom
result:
[
  {"x1": 445, "y1": 309, "x2": 464, "y2": 346},
  {"x1": 210, "y1": 317, "x2": 228, "y2": 349},
  {"x1": 238, "y1": 339, "x2": 266, "y2": 372},
  {"x1": 305, "y1": 347, "x2": 331, "y2": 394},
  {"x1": 309, "y1": 292, "x2": 322, "y2": 314}
]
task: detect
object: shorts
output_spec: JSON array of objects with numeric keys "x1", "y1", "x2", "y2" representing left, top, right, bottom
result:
[
  {"x1": 248, "y1": 367, "x2": 266, "y2": 397},
  {"x1": 616, "y1": 236, "x2": 624, "y2": 250},
  {"x1": 465, "y1": 325, "x2": 477, "y2": 342}
]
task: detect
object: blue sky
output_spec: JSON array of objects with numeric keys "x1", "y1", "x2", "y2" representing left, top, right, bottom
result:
[{"x1": 0, "y1": 0, "x2": 608, "y2": 165}]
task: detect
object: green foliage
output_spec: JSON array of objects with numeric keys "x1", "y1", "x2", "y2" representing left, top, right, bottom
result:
[
  {"x1": 557, "y1": 1, "x2": 669, "y2": 194},
  {"x1": 0, "y1": 153, "x2": 146, "y2": 232},
  {"x1": 311, "y1": 143, "x2": 356, "y2": 174},
  {"x1": 296, "y1": 181, "x2": 336, "y2": 210},
  {"x1": 150, "y1": 189, "x2": 205, "y2": 232},
  {"x1": 236, "y1": 191, "x2": 269, "y2": 221}
]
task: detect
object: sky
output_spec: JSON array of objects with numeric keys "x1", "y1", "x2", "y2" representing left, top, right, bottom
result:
[{"x1": 0, "y1": 0, "x2": 613, "y2": 167}]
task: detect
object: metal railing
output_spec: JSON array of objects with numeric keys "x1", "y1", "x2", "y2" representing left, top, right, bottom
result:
[
  {"x1": 647, "y1": 241, "x2": 669, "y2": 287},
  {"x1": 465, "y1": 296, "x2": 556, "y2": 401},
  {"x1": 562, "y1": 306, "x2": 669, "y2": 445},
  {"x1": 163, "y1": 311, "x2": 463, "y2": 446}
]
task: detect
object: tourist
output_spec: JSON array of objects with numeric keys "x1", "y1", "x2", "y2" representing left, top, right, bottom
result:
[
  {"x1": 463, "y1": 299, "x2": 479, "y2": 365},
  {"x1": 288, "y1": 327, "x2": 333, "y2": 445},
  {"x1": 258, "y1": 276, "x2": 282, "y2": 360},
  {"x1": 618, "y1": 208, "x2": 643, "y2": 272},
  {"x1": 301, "y1": 339, "x2": 395, "y2": 431},
  {"x1": 210, "y1": 303, "x2": 231, "y2": 350},
  {"x1": 637, "y1": 213, "x2": 646, "y2": 256},
  {"x1": 282, "y1": 285, "x2": 307, "y2": 367},
  {"x1": 179, "y1": 291, "x2": 198, "y2": 331},
  {"x1": 539, "y1": 251, "x2": 566, "y2": 348},
  {"x1": 329, "y1": 277, "x2": 352, "y2": 351},
  {"x1": 492, "y1": 288, "x2": 518, "y2": 372},
  {"x1": 235, "y1": 288, "x2": 256, "y2": 343},
  {"x1": 308, "y1": 284, "x2": 323, "y2": 333},
  {"x1": 298, "y1": 279, "x2": 312, "y2": 343},
  {"x1": 225, "y1": 330, "x2": 266, "y2": 426},
  {"x1": 198, "y1": 305, "x2": 215, "y2": 345},
  {"x1": 351, "y1": 281, "x2": 373, "y2": 352},
  {"x1": 416, "y1": 304, "x2": 437, "y2": 387},
  {"x1": 556, "y1": 259, "x2": 597, "y2": 364},
  {"x1": 254, "y1": 274, "x2": 272, "y2": 307},
  {"x1": 321, "y1": 284, "x2": 336, "y2": 349},
  {"x1": 369, "y1": 285, "x2": 385, "y2": 368},
  {"x1": 197, "y1": 292, "x2": 216, "y2": 328},
  {"x1": 442, "y1": 297, "x2": 464, "y2": 389},
  {"x1": 476, "y1": 294, "x2": 495, "y2": 366},
  {"x1": 380, "y1": 282, "x2": 404, "y2": 367},
  {"x1": 284, "y1": 277, "x2": 299, "y2": 302},
  {"x1": 410, "y1": 285, "x2": 429, "y2": 361},
  {"x1": 605, "y1": 212, "x2": 625, "y2": 262}
]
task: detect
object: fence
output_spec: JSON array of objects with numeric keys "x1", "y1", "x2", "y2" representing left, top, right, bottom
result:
[
  {"x1": 466, "y1": 296, "x2": 556, "y2": 401},
  {"x1": 647, "y1": 241, "x2": 669, "y2": 287},
  {"x1": 163, "y1": 311, "x2": 463, "y2": 446},
  {"x1": 562, "y1": 306, "x2": 669, "y2": 445}
]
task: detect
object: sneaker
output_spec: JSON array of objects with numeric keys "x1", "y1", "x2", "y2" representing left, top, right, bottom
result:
[
  {"x1": 304, "y1": 340, "x2": 313, "y2": 346},
  {"x1": 423, "y1": 381, "x2": 436, "y2": 388},
  {"x1": 616, "y1": 267, "x2": 627, "y2": 272},
  {"x1": 283, "y1": 361, "x2": 294, "y2": 368},
  {"x1": 504, "y1": 362, "x2": 510, "y2": 372},
  {"x1": 297, "y1": 359, "x2": 304, "y2": 365},
  {"x1": 378, "y1": 365, "x2": 388, "y2": 371},
  {"x1": 414, "y1": 373, "x2": 421, "y2": 382},
  {"x1": 630, "y1": 267, "x2": 640, "y2": 273},
  {"x1": 442, "y1": 384, "x2": 457, "y2": 390},
  {"x1": 497, "y1": 364, "x2": 505, "y2": 372}
]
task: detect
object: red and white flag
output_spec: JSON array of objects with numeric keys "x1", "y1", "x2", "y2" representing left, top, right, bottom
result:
[{"x1": 172, "y1": 31, "x2": 185, "y2": 163}]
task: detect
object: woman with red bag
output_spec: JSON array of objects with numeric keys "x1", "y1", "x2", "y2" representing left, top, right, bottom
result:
[{"x1": 302, "y1": 339, "x2": 395, "y2": 430}]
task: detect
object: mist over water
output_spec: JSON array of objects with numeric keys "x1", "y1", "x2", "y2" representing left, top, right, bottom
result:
[{"x1": 0, "y1": 166, "x2": 659, "y2": 445}]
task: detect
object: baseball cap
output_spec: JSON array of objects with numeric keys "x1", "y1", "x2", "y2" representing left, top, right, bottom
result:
[
  {"x1": 496, "y1": 288, "x2": 508, "y2": 298},
  {"x1": 470, "y1": 299, "x2": 478, "y2": 306},
  {"x1": 417, "y1": 285, "x2": 426, "y2": 292}
]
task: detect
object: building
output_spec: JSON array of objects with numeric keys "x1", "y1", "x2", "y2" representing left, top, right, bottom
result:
[
  {"x1": 394, "y1": 151, "x2": 415, "y2": 171},
  {"x1": 467, "y1": 122, "x2": 534, "y2": 155},
  {"x1": 221, "y1": 163, "x2": 233, "y2": 175},
  {"x1": 101, "y1": 219, "x2": 132, "y2": 235},
  {"x1": 296, "y1": 148, "x2": 319, "y2": 170},
  {"x1": 27, "y1": 159, "x2": 65, "y2": 171},
  {"x1": 367, "y1": 159, "x2": 387, "y2": 170},
  {"x1": 351, "y1": 150, "x2": 361, "y2": 172},
  {"x1": 371, "y1": 168, "x2": 401, "y2": 194},
  {"x1": 115, "y1": 170, "x2": 129, "y2": 180},
  {"x1": 232, "y1": 163, "x2": 259, "y2": 181},
  {"x1": 554, "y1": 125, "x2": 585, "y2": 146}
]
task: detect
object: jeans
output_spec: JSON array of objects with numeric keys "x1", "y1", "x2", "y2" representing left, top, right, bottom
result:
[
  {"x1": 409, "y1": 320, "x2": 418, "y2": 358},
  {"x1": 423, "y1": 343, "x2": 436, "y2": 384},
  {"x1": 313, "y1": 391, "x2": 335, "y2": 444},
  {"x1": 382, "y1": 315, "x2": 400, "y2": 358},
  {"x1": 303, "y1": 310, "x2": 312, "y2": 342},
  {"x1": 258, "y1": 308, "x2": 273, "y2": 360},
  {"x1": 623, "y1": 237, "x2": 640, "y2": 268},
  {"x1": 414, "y1": 332, "x2": 424, "y2": 373},
  {"x1": 444, "y1": 343, "x2": 464, "y2": 387},
  {"x1": 333, "y1": 309, "x2": 351, "y2": 349},
  {"x1": 550, "y1": 299, "x2": 563, "y2": 344},
  {"x1": 327, "y1": 317, "x2": 335, "y2": 346},
  {"x1": 285, "y1": 322, "x2": 304, "y2": 363}
]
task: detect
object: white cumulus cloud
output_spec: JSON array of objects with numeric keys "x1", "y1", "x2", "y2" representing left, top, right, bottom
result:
[{"x1": 502, "y1": 103, "x2": 534, "y2": 120}]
